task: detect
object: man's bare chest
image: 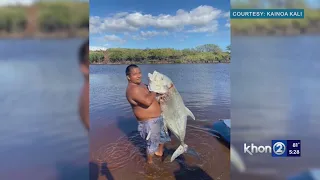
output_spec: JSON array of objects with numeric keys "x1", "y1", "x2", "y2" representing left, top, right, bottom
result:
[{"x1": 139, "y1": 84, "x2": 149, "y2": 93}]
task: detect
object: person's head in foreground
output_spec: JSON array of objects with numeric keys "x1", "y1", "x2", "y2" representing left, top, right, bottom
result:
[
  {"x1": 126, "y1": 64, "x2": 142, "y2": 85},
  {"x1": 78, "y1": 39, "x2": 89, "y2": 131},
  {"x1": 79, "y1": 39, "x2": 89, "y2": 80}
]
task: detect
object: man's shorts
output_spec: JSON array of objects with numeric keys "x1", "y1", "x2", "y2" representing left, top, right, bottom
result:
[{"x1": 137, "y1": 116, "x2": 171, "y2": 155}]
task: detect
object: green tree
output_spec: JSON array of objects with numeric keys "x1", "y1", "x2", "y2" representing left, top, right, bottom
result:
[
  {"x1": 226, "y1": 45, "x2": 231, "y2": 53},
  {"x1": 195, "y1": 44, "x2": 222, "y2": 54},
  {"x1": 89, "y1": 44, "x2": 230, "y2": 64}
]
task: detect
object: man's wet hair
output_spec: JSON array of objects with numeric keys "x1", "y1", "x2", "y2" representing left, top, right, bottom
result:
[
  {"x1": 79, "y1": 38, "x2": 89, "y2": 64},
  {"x1": 126, "y1": 64, "x2": 139, "y2": 76}
]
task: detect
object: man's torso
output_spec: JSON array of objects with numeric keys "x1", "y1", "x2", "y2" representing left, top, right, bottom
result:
[{"x1": 126, "y1": 83, "x2": 161, "y2": 121}]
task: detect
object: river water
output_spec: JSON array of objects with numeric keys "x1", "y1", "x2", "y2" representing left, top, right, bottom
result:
[
  {"x1": 231, "y1": 36, "x2": 320, "y2": 179},
  {"x1": 0, "y1": 39, "x2": 89, "y2": 180},
  {"x1": 2, "y1": 36, "x2": 317, "y2": 180},
  {"x1": 89, "y1": 64, "x2": 231, "y2": 180}
]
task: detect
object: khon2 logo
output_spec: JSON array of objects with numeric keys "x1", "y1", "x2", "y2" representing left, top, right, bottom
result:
[
  {"x1": 273, "y1": 141, "x2": 286, "y2": 156},
  {"x1": 243, "y1": 140, "x2": 301, "y2": 157}
]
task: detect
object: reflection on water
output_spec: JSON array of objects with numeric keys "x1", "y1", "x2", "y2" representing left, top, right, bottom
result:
[
  {"x1": 231, "y1": 36, "x2": 320, "y2": 179},
  {"x1": 0, "y1": 39, "x2": 88, "y2": 180},
  {"x1": 90, "y1": 64, "x2": 230, "y2": 180}
]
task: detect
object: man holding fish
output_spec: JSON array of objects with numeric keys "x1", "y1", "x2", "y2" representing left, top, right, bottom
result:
[{"x1": 125, "y1": 64, "x2": 171, "y2": 164}]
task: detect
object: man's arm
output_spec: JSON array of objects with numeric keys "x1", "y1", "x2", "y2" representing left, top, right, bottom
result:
[
  {"x1": 79, "y1": 81, "x2": 89, "y2": 130},
  {"x1": 131, "y1": 87, "x2": 157, "y2": 107}
]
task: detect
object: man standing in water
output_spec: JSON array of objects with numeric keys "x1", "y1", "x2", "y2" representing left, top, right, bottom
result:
[
  {"x1": 78, "y1": 39, "x2": 89, "y2": 131},
  {"x1": 125, "y1": 64, "x2": 171, "y2": 164}
]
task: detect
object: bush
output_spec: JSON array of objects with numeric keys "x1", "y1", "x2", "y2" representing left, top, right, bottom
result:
[
  {"x1": 37, "y1": 2, "x2": 72, "y2": 32},
  {"x1": 89, "y1": 44, "x2": 231, "y2": 64},
  {"x1": 0, "y1": 2, "x2": 88, "y2": 34},
  {"x1": 0, "y1": 7, "x2": 27, "y2": 33},
  {"x1": 89, "y1": 51, "x2": 104, "y2": 63}
]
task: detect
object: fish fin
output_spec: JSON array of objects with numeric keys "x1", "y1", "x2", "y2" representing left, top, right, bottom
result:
[
  {"x1": 163, "y1": 121, "x2": 169, "y2": 134},
  {"x1": 185, "y1": 107, "x2": 195, "y2": 120},
  {"x1": 146, "y1": 131, "x2": 151, "y2": 140},
  {"x1": 230, "y1": 144, "x2": 246, "y2": 173},
  {"x1": 170, "y1": 144, "x2": 187, "y2": 162}
]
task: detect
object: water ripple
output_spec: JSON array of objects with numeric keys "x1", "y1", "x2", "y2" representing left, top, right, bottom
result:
[
  {"x1": 92, "y1": 125, "x2": 229, "y2": 180},
  {"x1": 0, "y1": 39, "x2": 88, "y2": 179},
  {"x1": 90, "y1": 64, "x2": 230, "y2": 179}
]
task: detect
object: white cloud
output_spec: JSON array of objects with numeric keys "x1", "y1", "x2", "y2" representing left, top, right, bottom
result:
[
  {"x1": 187, "y1": 22, "x2": 218, "y2": 33},
  {"x1": 104, "y1": 34, "x2": 126, "y2": 43},
  {"x1": 223, "y1": 11, "x2": 230, "y2": 18},
  {"x1": 113, "y1": 12, "x2": 129, "y2": 18},
  {"x1": 0, "y1": 0, "x2": 35, "y2": 6},
  {"x1": 89, "y1": 46, "x2": 108, "y2": 51},
  {"x1": 90, "y1": 16, "x2": 138, "y2": 34},
  {"x1": 132, "y1": 30, "x2": 169, "y2": 40},
  {"x1": 90, "y1": 5, "x2": 225, "y2": 34},
  {"x1": 223, "y1": 11, "x2": 230, "y2": 28}
]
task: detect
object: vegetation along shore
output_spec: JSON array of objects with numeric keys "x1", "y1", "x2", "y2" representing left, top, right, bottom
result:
[
  {"x1": 90, "y1": 44, "x2": 230, "y2": 64},
  {"x1": 231, "y1": 0, "x2": 320, "y2": 36},
  {"x1": 0, "y1": 1, "x2": 88, "y2": 38}
]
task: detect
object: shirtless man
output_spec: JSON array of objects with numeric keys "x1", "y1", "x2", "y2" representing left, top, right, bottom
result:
[
  {"x1": 125, "y1": 64, "x2": 171, "y2": 164},
  {"x1": 78, "y1": 39, "x2": 89, "y2": 131}
]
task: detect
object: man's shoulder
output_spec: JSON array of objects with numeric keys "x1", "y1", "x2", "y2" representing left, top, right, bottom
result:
[{"x1": 127, "y1": 84, "x2": 141, "y2": 94}]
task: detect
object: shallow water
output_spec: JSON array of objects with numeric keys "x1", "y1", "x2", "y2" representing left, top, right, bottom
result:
[
  {"x1": 89, "y1": 64, "x2": 231, "y2": 180},
  {"x1": 0, "y1": 39, "x2": 88, "y2": 180}
]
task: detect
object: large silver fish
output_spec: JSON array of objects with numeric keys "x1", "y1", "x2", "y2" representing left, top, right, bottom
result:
[{"x1": 148, "y1": 70, "x2": 196, "y2": 162}]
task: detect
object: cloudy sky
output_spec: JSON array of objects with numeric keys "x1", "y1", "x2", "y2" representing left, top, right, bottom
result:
[
  {"x1": 2, "y1": 0, "x2": 318, "y2": 51},
  {"x1": 90, "y1": 0, "x2": 231, "y2": 50},
  {"x1": 0, "y1": 0, "x2": 88, "y2": 6}
]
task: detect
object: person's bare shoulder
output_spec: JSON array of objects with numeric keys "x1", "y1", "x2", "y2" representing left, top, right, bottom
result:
[
  {"x1": 126, "y1": 84, "x2": 139, "y2": 98},
  {"x1": 129, "y1": 85, "x2": 143, "y2": 96}
]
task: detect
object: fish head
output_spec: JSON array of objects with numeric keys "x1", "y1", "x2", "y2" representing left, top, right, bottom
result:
[
  {"x1": 148, "y1": 71, "x2": 173, "y2": 94},
  {"x1": 148, "y1": 72, "x2": 153, "y2": 81}
]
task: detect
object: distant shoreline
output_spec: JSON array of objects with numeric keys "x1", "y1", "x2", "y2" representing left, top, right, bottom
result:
[
  {"x1": 0, "y1": 30, "x2": 88, "y2": 39},
  {"x1": 89, "y1": 44, "x2": 231, "y2": 64},
  {"x1": 90, "y1": 61, "x2": 230, "y2": 65},
  {"x1": 0, "y1": 2, "x2": 88, "y2": 39},
  {"x1": 231, "y1": 26, "x2": 320, "y2": 36}
]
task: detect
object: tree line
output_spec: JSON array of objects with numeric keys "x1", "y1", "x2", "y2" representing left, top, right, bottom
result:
[
  {"x1": 231, "y1": 0, "x2": 320, "y2": 35},
  {"x1": 90, "y1": 44, "x2": 230, "y2": 64},
  {"x1": 0, "y1": 1, "x2": 88, "y2": 37}
]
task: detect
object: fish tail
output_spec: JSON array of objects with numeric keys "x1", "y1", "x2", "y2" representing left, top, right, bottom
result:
[
  {"x1": 230, "y1": 144, "x2": 246, "y2": 172},
  {"x1": 170, "y1": 144, "x2": 188, "y2": 162},
  {"x1": 185, "y1": 107, "x2": 195, "y2": 120}
]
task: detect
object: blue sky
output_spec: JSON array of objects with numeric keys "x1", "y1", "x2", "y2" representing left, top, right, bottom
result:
[
  {"x1": 90, "y1": 0, "x2": 230, "y2": 50},
  {"x1": 307, "y1": 0, "x2": 320, "y2": 7}
]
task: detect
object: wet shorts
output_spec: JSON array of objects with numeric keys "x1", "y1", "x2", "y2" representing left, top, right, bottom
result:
[{"x1": 138, "y1": 116, "x2": 171, "y2": 155}]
